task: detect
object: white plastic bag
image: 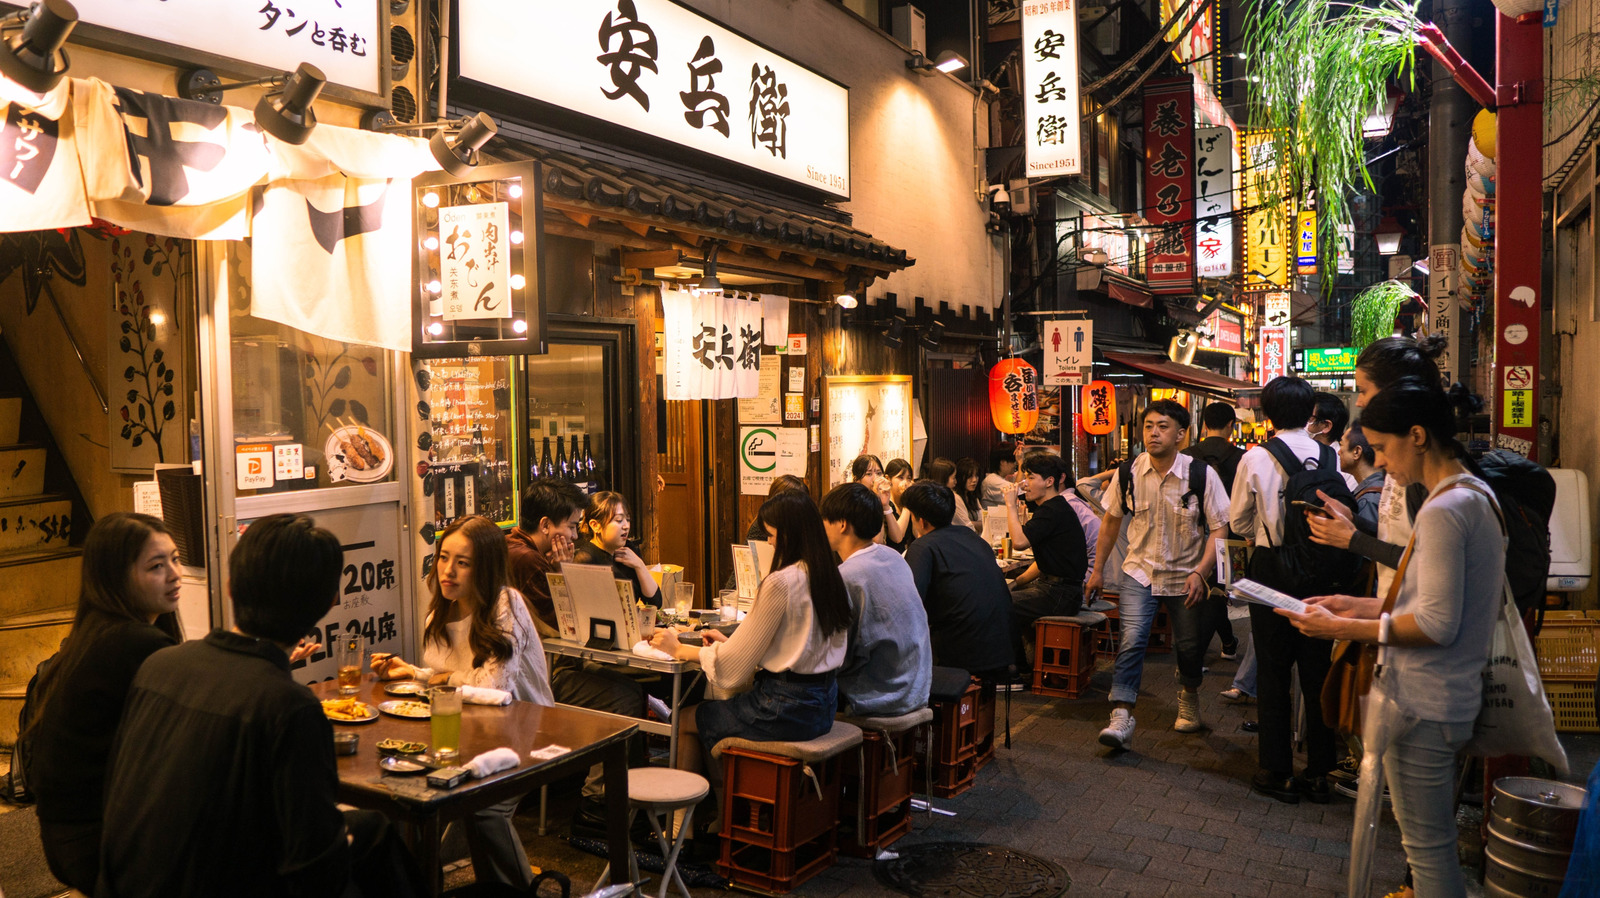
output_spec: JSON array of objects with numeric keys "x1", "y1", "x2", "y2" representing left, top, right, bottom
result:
[
  {"x1": 1463, "y1": 581, "x2": 1569, "y2": 775},
  {"x1": 1349, "y1": 677, "x2": 1414, "y2": 898}
]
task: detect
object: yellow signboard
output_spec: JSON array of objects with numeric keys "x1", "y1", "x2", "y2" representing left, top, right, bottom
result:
[
  {"x1": 1242, "y1": 130, "x2": 1291, "y2": 290},
  {"x1": 1503, "y1": 390, "x2": 1532, "y2": 428},
  {"x1": 1296, "y1": 210, "x2": 1317, "y2": 275}
]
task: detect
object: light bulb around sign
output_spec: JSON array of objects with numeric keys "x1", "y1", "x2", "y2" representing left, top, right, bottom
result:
[
  {"x1": 423, "y1": 236, "x2": 439, "y2": 250},
  {"x1": 422, "y1": 192, "x2": 439, "y2": 208},
  {"x1": 510, "y1": 230, "x2": 523, "y2": 245},
  {"x1": 510, "y1": 274, "x2": 526, "y2": 290},
  {"x1": 512, "y1": 319, "x2": 527, "y2": 334},
  {"x1": 428, "y1": 322, "x2": 444, "y2": 335},
  {"x1": 508, "y1": 182, "x2": 522, "y2": 198},
  {"x1": 427, "y1": 279, "x2": 442, "y2": 294}
]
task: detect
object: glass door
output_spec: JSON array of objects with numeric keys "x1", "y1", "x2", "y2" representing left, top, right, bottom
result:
[{"x1": 522, "y1": 322, "x2": 639, "y2": 507}]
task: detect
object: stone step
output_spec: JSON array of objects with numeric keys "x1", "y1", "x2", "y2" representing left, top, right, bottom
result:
[
  {"x1": 0, "y1": 681, "x2": 24, "y2": 746},
  {"x1": 0, "y1": 494, "x2": 72, "y2": 554},
  {"x1": 0, "y1": 605, "x2": 72, "y2": 687},
  {"x1": 0, "y1": 397, "x2": 19, "y2": 444},
  {"x1": 0, "y1": 444, "x2": 46, "y2": 500},
  {"x1": 0, "y1": 546, "x2": 82, "y2": 618}
]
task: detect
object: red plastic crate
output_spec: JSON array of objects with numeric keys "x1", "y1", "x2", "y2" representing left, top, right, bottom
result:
[
  {"x1": 1032, "y1": 617, "x2": 1100, "y2": 698},
  {"x1": 913, "y1": 681, "x2": 980, "y2": 766},
  {"x1": 718, "y1": 746, "x2": 845, "y2": 892},
  {"x1": 1033, "y1": 668, "x2": 1093, "y2": 699},
  {"x1": 720, "y1": 836, "x2": 835, "y2": 893},
  {"x1": 928, "y1": 756, "x2": 977, "y2": 797},
  {"x1": 840, "y1": 727, "x2": 918, "y2": 857}
]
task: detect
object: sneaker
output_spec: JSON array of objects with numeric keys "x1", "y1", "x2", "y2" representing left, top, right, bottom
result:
[
  {"x1": 1220, "y1": 687, "x2": 1252, "y2": 703},
  {"x1": 1099, "y1": 708, "x2": 1135, "y2": 750},
  {"x1": 1174, "y1": 690, "x2": 1202, "y2": 733},
  {"x1": 1327, "y1": 755, "x2": 1359, "y2": 787}
]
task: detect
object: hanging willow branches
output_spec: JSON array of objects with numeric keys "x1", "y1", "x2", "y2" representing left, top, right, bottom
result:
[
  {"x1": 1241, "y1": 0, "x2": 1421, "y2": 281},
  {"x1": 1350, "y1": 279, "x2": 1420, "y2": 348}
]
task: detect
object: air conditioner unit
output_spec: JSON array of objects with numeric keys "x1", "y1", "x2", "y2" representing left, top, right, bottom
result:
[{"x1": 891, "y1": 4, "x2": 927, "y2": 56}]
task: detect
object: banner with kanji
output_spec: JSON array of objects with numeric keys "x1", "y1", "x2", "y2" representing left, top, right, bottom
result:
[
  {"x1": 1242, "y1": 130, "x2": 1291, "y2": 289},
  {"x1": 1021, "y1": 1, "x2": 1082, "y2": 177},
  {"x1": 1, "y1": 77, "x2": 89, "y2": 232},
  {"x1": 1143, "y1": 78, "x2": 1195, "y2": 294},
  {"x1": 1192, "y1": 125, "x2": 1233, "y2": 279},
  {"x1": 1258, "y1": 326, "x2": 1289, "y2": 385},
  {"x1": 661, "y1": 288, "x2": 763, "y2": 400}
]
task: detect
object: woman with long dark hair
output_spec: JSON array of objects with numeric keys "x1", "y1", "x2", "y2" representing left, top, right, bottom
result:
[
  {"x1": 1282, "y1": 378, "x2": 1504, "y2": 897},
  {"x1": 30, "y1": 512, "x2": 183, "y2": 891},
  {"x1": 954, "y1": 457, "x2": 984, "y2": 531},
  {"x1": 650, "y1": 491, "x2": 851, "y2": 806},
  {"x1": 573, "y1": 490, "x2": 660, "y2": 605},
  {"x1": 374, "y1": 515, "x2": 549, "y2": 888}
]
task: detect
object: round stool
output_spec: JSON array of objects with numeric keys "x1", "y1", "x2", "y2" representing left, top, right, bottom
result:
[{"x1": 591, "y1": 767, "x2": 709, "y2": 898}]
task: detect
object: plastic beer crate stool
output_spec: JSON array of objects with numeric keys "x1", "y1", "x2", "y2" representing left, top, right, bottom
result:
[
  {"x1": 836, "y1": 707, "x2": 932, "y2": 857},
  {"x1": 912, "y1": 667, "x2": 980, "y2": 797},
  {"x1": 711, "y1": 721, "x2": 863, "y2": 893},
  {"x1": 1032, "y1": 610, "x2": 1108, "y2": 699}
]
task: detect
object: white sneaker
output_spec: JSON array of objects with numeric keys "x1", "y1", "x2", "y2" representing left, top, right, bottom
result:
[
  {"x1": 1099, "y1": 708, "x2": 1135, "y2": 749},
  {"x1": 1175, "y1": 690, "x2": 1202, "y2": 733}
]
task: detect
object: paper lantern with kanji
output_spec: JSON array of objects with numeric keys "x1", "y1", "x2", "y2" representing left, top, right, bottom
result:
[
  {"x1": 989, "y1": 359, "x2": 1040, "y2": 434},
  {"x1": 1082, "y1": 380, "x2": 1117, "y2": 435}
]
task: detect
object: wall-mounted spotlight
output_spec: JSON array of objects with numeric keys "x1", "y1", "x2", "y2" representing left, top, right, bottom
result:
[
  {"x1": 180, "y1": 62, "x2": 326, "y2": 145},
  {"x1": 363, "y1": 110, "x2": 498, "y2": 177},
  {"x1": 919, "y1": 320, "x2": 945, "y2": 350},
  {"x1": 0, "y1": 0, "x2": 77, "y2": 94},
  {"x1": 906, "y1": 49, "x2": 968, "y2": 76},
  {"x1": 835, "y1": 272, "x2": 861, "y2": 309},
  {"x1": 696, "y1": 242, "x2": 724, "y2": 295},
  {"x1": 881, "y1": 316, "x2": 907, "y2": 349}
]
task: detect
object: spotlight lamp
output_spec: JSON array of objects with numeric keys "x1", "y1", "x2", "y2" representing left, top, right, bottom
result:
[
  {"x1": 179, "y1": 62, "x2": 326, "y2": 145},
  {"x1": 696, "y1": 242, "x2": 725, "y2": 295},
  {"x1": 906, "y1": 49, "x2": 968, "y2": 76},
  {"x1": 835, "y1": 272, "x2": 862, "y2": 309},
  {"x1": 0, "y1": 0, "x2": 77, "y2": 94},
  {"x1": 881, "y1": 316, "x2": 907, "y2": 349},
  {"x1": 364, "y1": 111, "x2": 500, "y2": 178},
  {"x1": 919, "y1": 320, "x2": 945, "y2": 350}
]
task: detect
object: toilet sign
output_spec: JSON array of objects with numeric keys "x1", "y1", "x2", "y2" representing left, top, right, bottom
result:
[{"x1": 1045, "y1": 319, "x2": 1092, "y2": 385}]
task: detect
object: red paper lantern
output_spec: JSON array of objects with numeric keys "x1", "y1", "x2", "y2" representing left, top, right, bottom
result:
[
  {"x1": 989, "y1": 359, "x2": 1040, "y2": 434},
  {"x1": 1081, "y1": 380, "x2": 1117, "y2": 435}
]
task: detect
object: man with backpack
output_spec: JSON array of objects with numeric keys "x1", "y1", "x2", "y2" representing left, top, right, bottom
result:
[
  {"x1": 1229, "y1": 376, "x2": 1358, "y2": 804},
  {"x1": 1184, "y1": 402, "x2": 1247, "y2": 661},
  {"x1": 1086, "y1": 400, "x2": 1229, "y2": 749}
]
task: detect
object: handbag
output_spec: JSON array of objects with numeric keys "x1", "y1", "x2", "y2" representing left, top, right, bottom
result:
[{"x1": 1320, "y1": 534, "x2": 1415, "y2": 735}]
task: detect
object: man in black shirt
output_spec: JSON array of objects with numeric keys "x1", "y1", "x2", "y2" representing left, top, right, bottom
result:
[
  {"x1": 901, "y1": 483, "x2": 1013, "y2": 678},
  {"x1": 1003, "y1": 451, "x2": 1089, "y2": 669},
  {"x1": 1183, "y1": 401, "x2": 1246, "y2": 660},
  {"x1": 97, "y1": 514, "x2": 422, "y2": 898}
]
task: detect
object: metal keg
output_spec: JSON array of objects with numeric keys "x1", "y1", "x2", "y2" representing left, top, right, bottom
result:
[{"x1": 1484, "y1": 777, "x2": 1589, "y2": 898}]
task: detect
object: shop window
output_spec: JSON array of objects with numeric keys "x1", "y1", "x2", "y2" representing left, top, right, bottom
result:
[
  {"x1": 228, "y1": 247, "x2": 396, "y2": 494},
  {"x1": 525, "y1": 343, "x2": 612, "y2": 493}
]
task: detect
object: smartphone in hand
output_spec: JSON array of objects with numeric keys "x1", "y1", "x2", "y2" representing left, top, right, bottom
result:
[{"x1": 1290, "y1": 500, "x2": 1330, "y2": 517}]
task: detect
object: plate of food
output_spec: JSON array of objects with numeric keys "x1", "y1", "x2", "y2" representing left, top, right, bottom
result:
[
  {"x1": 378, "y1": 700, "x2": 432, "y2": 719},
  {"x1": 326, "y1": 423, "x2": 393, "y2": 484},
  {"x1": 376, "y1": 738, "x2": 429, "y2": 756},
  {"x1": 322, "y1": 698, "x2": 378, "y2": 725},
  {"x1": 383, "y1": 682, "x2": 429, "y2": 698},
  {"x1": 379, "y1": 756, "x2": 429, "y2": 775}
]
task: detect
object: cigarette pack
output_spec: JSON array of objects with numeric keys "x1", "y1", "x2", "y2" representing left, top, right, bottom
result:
[{"x1": 427, "y1": 766, "x2": 471, "y2": 789}]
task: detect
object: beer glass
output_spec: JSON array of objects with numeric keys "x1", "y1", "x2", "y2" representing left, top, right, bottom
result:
[
  {"x1": 334, "y1": 633, "x2": 363, "y2": 695},
  {"x1": 429, "y1": 685, "x2": 462, "y2": 764}
]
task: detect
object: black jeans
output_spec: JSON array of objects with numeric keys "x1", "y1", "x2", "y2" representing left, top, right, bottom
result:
[
  {"x1": 1249, "y1": 604, "x2": 1337, "y2": 777},
  {"x1": 1010, "y1": 575, "x2": 1083, "y2": 669},
  {"x1": 40, "y1": 818, "x2": 99, "y2": 893}
]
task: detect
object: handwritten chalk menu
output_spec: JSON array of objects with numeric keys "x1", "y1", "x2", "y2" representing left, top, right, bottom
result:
[
  {"x1": 821, "y1": 375, "x2": 914, "y2": 488},
  {"x1": 414, "y1": 357, "x2": 520, "y2": 536}
]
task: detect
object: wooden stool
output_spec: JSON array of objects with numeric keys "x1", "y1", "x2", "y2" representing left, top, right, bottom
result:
[
  {"x1": 1032, "y1": 611, "x2": 1108, "y2": 698},
  {"x1": 837, "y1": 708, "x2": 933, "y2": 856},
  {"x1": 590, "y1": 767, "x2": 709, "y2": 898},
  {"x1": 711, "y1": 722, "x2": 863, "y2": 893}
]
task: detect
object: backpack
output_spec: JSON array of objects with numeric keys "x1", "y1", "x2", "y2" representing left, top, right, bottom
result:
[
  {"x1": 1119, "y1": 455, "x2": 1209, "y2": 533},
  {"x1": 1, "y1": 651, "x2": 58, "y2": 805},
  {"x1": 1248, "y1": 438, "x2": 1360, "y2": 598},
  {"x1": 1470, "y1": 450, "x2": 1556, "y2": 620}
]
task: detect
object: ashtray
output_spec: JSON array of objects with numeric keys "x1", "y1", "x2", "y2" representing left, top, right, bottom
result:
[
  {"x1": 379, "y1": 756, "x2": 428, "y2": 775},
  {"x1": 332, "y1": 732, "x2": 359, "y2": 756}
]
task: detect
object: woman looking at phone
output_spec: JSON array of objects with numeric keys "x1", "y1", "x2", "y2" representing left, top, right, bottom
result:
[
  {"x1": 373, "y1": 514, "x2": 551, "y2": 889},
  {"x1": 1279, "y1": 378, "x2": 1504, "y2": 898},
  {"x1": 648, "y1": 491, "x2": 851, "y2": 820}
]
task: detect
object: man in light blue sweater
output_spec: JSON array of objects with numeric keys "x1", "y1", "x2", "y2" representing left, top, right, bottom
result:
[{"x1": 821, "y1": 483, "x2": 932, "y2": 717}]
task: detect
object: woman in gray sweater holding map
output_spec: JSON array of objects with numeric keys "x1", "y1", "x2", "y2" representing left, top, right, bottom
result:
[{"x1": 1279, "y1": 377, "x2": 1504, "y2": 898}]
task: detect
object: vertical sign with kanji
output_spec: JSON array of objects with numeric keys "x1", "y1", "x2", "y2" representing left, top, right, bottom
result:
[
  {"x1": 1258, "y1": 326, "x2": 1288, "y2": 385},
  {"x1": 439, "y1": 203, "x2": 512, "y2": 321},
  {"x1": 1192, "y1": 125, "x2": 1234, "y2": 278},
  {"x1": 1021, "y1": 1, "x2": 1082, "y2": 177},
  {"x1": 1044, "y1": 319, "x2": 1092, "y2": 385},
  {"x1": 1081, "y1": 380, "x2": 1116, "y2": 435},
  {"x1": 1296, "y1": 210, "x2": 1318, "y2": 275},
  {"x1": 1428, "y1": 244, "x2": 1460, "y2": 384},
  {"x1": 1143, "y1": 78, "x2": 1195, "y2": 294},
  {"x1": 1242, "y1": 130, "x2": 1290, "y2": 289}
]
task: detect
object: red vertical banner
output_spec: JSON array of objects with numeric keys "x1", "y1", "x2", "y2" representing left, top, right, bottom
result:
[
  {"x1": 1144, "y1": 78, "x2": 1196, "y2": 295},
  {"x1": 1257, "y1": 326, "x2": 1288, "y2": 385},
  {"x1": 1492, "y1": 15, "x2": 1542, "y2": 459}
]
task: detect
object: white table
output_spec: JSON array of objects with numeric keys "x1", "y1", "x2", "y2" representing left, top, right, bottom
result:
[{"x1": 540, "y1": 636, "x2": 702, "y2": 765}]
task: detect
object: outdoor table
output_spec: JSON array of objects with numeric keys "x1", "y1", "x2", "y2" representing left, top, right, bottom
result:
[
  {"x1": 311, "y1": 679, "x2": 637, "y2": 897},
  {"x1": 998, "y1": 555, "x2": 1033, "y2": 580},
  {"x1": 540, "y1": 635, "x2": 702, "y2": 764}
]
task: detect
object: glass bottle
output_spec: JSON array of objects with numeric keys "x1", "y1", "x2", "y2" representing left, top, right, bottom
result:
[
  {"x1": 539, "y1": 437, "x2": 553, "y2": 478},
  {"x1": 569, "y1": 435, "x2": 581, "y2": 481},
  {"x1": 555, "y1": 435, "x2": 570, "y2": 479},
  {"x1": 582, "y1": 435, "x2": 596, "y2": 482}
]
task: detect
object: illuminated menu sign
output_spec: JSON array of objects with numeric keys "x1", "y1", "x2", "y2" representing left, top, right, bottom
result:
[{"x1": 1295, "y1": 346, "x2": 1359, "y2": 375}]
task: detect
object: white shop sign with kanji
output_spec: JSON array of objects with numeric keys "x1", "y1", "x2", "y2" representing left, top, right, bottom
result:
[
  {"x1": 1021, "y1": 1, "x2": 1082, "y2": 177},
  {"x1": 439, "y1": 203, "x2": 512, "y2": 321},
  {"x1": 69, "y1": 0, "x2": 382, "y2": 95}
]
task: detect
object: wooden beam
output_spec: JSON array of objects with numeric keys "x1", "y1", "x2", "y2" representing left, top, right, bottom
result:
[
  {"x1": 619, "y1": 249, "x2": 682, "y2": 270},
  {"x1": 562, "y1": 210, "x2": 593, "y2": 228}
]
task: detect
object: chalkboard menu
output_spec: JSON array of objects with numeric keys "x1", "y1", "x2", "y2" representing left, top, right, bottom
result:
[{"x1": 412, "y1": 357, "x2": 521, "y2": 543}]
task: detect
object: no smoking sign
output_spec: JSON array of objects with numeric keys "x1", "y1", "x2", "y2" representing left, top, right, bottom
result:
[{"x1": 1504, "y1": 366, "x2": 1533, "y2": 390}]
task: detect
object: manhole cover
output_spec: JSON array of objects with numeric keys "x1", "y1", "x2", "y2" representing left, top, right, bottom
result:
[{"x1": 873, "y1": 841, "x2": 1070, "y2": 898}]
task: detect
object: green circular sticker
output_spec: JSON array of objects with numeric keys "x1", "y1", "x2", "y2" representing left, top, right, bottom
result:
[{"x1": 741, "y1": 428, "x2": 779, "y2": 474}]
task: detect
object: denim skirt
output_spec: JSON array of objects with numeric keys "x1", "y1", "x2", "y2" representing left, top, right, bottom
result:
[{"x1": 696, "y1": 671, "x2": 837, "y2": 751}]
